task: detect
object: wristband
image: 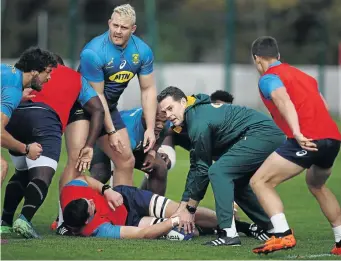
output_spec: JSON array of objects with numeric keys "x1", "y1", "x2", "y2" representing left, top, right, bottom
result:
[
  {"x1": 25, "y1": 144, "x2": 30, "y2": 155},
  {"x1": 101, "y1": 184, "x2": 111, "y2": 195},
  {"x1": 107, "y1": 130, "x2": 117, "y2": 136}
]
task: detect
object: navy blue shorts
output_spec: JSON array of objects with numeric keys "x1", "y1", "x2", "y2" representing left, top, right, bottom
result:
[
  {"x1": 113, "y1": 185, "x2": 153, "y2": 226},
  {"x1": 6, "y1": 104, "x2": 62, "y2": 162},
  {"x1": 67, "y1": 101, "x2": 125, "y2": 136},
  {"x1": 276, "y1": 138, "x2": 340, "y2": 169}
]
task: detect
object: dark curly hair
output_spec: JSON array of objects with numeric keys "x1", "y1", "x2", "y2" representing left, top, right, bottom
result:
[
  {"x1": 210, "y1": 90, "x2": 234, "y2": 104},
  {"x1": 14, "y1": 46, "x2": 57, "y2": 73}
]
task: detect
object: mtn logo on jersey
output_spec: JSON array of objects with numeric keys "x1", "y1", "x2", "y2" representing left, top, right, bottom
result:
[{"x1": 109, "y1": 71, "x2": 134, "y2": 83}]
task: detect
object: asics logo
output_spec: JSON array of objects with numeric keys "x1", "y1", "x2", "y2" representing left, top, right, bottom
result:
[
  {"x1": 296, "y1": 150, "x2": 307, "y2": 157},
  {"x1": 119, "y1": 60, "x2": 127, "y2": 69}
]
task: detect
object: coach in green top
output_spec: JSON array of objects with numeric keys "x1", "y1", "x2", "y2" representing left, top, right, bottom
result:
[{"x1": 157, "y1": 86, "x2": 285, "y2": 246}]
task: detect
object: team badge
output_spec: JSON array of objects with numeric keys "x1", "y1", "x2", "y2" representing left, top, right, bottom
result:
[{"x1": 132, "y1": 54, "x2": 139, "y2": 65}]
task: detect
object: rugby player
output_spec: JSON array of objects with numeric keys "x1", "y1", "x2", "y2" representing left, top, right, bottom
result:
[
  {"x1": 249, "y1": 36, "x2": 341, "y2": 255},
  {"x1": 158, "y1": 86, "x2": 286, "y2": 246},
  {"x1": 0, "y1": 47, "x2": 57, "y2": 186},
  {"x1": 59, "y1": 175, "x2": 218, "y2": 240},
  {"x1": 90, "y1": 107, "x2": 171, "y2": 195},
  {"x1": 0, "y1": 55, "x2": 104, "y2": 238},
  {"x1": 77, "y1": 3, "x2": 157, "y2": 188}
]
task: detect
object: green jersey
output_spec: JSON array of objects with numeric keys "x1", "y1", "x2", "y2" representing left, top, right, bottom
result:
[{"x1": 181, "y1": 93, "x2": 284, "y2": 201}]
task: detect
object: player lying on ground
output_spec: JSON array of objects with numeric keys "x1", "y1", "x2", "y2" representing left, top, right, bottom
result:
[
  {"x1": 1, "y1": 47, "x2": 57, "y2": 186},
  {"x1": 0, "y1": 55, "x2": 104, "y2": 238},
  {"x1": 58, "y1": 175, "x2": 217, "y2": 240},
  {"x1": 158, "y1": 86, "x2": 286, "y2": 247},
  {"x1": 79, "y1": 3, "x2": 158, "y2": 188},
  {"x1": 90, "y1": 107, "x2": 171, "y2": 195},
  {"x1": 249, "y1": 36, "x2": 341, "y2": 255},
  {"x1": 51, "y1": 106, "x2": 170, "y2": 231}
]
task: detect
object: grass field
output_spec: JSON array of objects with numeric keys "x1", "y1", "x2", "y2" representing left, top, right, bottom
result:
[{"x1": 1, "y1": 121, "x2": 341, "y2": 260}]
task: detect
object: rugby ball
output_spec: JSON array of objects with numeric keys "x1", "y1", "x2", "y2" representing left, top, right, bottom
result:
[{"x1": 164, "y1": 227, "x2": 193, "y2": 241}]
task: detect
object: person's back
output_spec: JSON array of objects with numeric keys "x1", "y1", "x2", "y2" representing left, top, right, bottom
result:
[
  {"x1": 31, "y1": 65, "x2": 83, "y2": 131},
  {"x1": 120, "y1": 108, "x2": 145, "y2": 151},
  {"x1": 261, "y1": 62, "x2": 340, "y2": 140},
  {"x1": 185, "y1": 94, "x2": 284, "y2": 157}
]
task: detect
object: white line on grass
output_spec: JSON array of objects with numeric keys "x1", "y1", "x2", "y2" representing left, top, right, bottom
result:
[{"x1": 287, "y1": 253, "x2": 334, "y2": 259}]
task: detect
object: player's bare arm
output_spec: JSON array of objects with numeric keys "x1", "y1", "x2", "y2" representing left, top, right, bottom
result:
[
  {"x1": 0, "y1": 112, "x2": 42, "y2": 159},
  {"x1": 77, "y1": 175, "x2": 124, "y2": 209},
  {"x1": 271, "y1": 87, "x2": 317, "y2": 151},
  {"x1": 76, "y1": 96, "x2": 104, "y2": 172},
  {"x1": 139, "y1": 72, "x2": 157, "y2": 152},
  {"x1": 89, "y1": 81, "x2": 125, "y2": 153},
  {"x1": 120, "y1": 217, "x2": 179, "y2": 239}
]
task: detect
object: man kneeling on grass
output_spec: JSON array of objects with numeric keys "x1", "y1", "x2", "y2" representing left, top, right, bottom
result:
[{"x1": 58, "y1": 175, "x2": 218, "y2": 240}]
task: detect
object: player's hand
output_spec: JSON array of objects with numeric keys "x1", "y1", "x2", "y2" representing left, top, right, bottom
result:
[
  {"x1": 104, "y1": 189, "x2": 124, "y2": 211},
  {"x1": 108, "y1": 132, "x2": 125, "y2": 154},
  {"x1": 177, "y1": 208, "x2": 195, "y2": 235},
  {"x1": 26, "y1": 142, "x2": 43, "y2": 160},
  {"x1": 76, "y1": 146, "x2": 93, "y2": 172},
  {"x1": 141, "y1": 150, "x2": 156, "y2": 173},
  {"x1": 21, "y1": 88, "x2": 36, "y2": 101},
  {"x1": 159, "y1": 152, "x2": 171, "y2": 169},
  {"x1": 171, "y1": 201, "x2": 187, "y2": 218},
  {"x1": 294, "y1": 133, "x2": 318, "y2": 151},
  {"x1": 143, "y1": 128, "x2": 156, "y2": 153}
]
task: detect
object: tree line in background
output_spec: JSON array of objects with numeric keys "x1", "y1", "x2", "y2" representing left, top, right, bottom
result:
[{"x1": 1, "y1": 0, "x2": 340, "y2": 65}]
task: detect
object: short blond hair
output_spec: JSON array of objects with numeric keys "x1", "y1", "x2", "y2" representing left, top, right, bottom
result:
[{"x1": 113, "y1": 4, "x2": 136, "y2": 25}]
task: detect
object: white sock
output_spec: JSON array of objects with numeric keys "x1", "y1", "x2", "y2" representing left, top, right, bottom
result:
[
  {"x1": 223, "y1": 217, "x2": 239, "y2": 238},
  {"x1": 332, "y1": 225, "x2": 341, "y2": 242},
  {"x1": 58, "y1": 201, "x2": 64, "y2": 227},
  {"x1": 270, "y1": 213, "x2": 290, "y2": 233}
]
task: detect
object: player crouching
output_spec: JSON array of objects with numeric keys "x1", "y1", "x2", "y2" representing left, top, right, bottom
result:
[{"x1": 57, "y1": 175, "x2": 217, "y2": 240}]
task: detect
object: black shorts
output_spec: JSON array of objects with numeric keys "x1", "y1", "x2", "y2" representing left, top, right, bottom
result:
[
  {"x1": 6, "y1": 105, "x2": 62, "y2": 162},
  {"x1": 276, "y1": 138, "x2": 340, "y2": 169},
  {"x1": 67, "y1": 101, "x2": 126, "y2": 136},
  {"x1": 113, "y1": 185, "x2": 153, "y2": 226}
]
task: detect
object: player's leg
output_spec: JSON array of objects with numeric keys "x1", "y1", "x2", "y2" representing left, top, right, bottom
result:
[
  {"x1": 202, "y1": 155, "x2": 240, "y2": 246},
  {"x1": 114, "y1": 185, "x2": 217, "y2": 230},
  {"x1": 250, "y1": 139, "x2": 313, "y2": 254},
  {"x1": 11, "y1": 108, "x2": 62, "y2": 238},
  {"x1": 0, "y1": 156, "x2": 29, "y2": 234},
  {"x1": 59, "y1": 119, "x2": 89, "y2": 193},
  {"x1": 89, "y1": 143, "x2": 112, "y2": 184},
  {"x1": 0, "y1": 155, "x2": 9, "y2": 186},
  {"x1": 305, "y1": 139, "x2": 341, "y2": 255},
  {"x1": 97, "y1": 108, "x2": 134, "y2": 186},
  {"x1": 233, "y1": 180, "x2": 273, "y2": 241}
]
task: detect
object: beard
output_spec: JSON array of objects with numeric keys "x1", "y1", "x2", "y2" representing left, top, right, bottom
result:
[{"x1": 30, "y1": 75, "x2": 43, "y2": 91}]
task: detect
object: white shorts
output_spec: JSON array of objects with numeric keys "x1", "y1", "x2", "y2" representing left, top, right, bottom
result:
[{"x1": 10, "y1": 155, "x2": 58, "y2": 171}]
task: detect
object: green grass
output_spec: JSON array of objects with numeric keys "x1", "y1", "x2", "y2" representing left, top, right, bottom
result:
[{"x1": 1, "y1": 121, "x2": 341, "y2": 260}]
